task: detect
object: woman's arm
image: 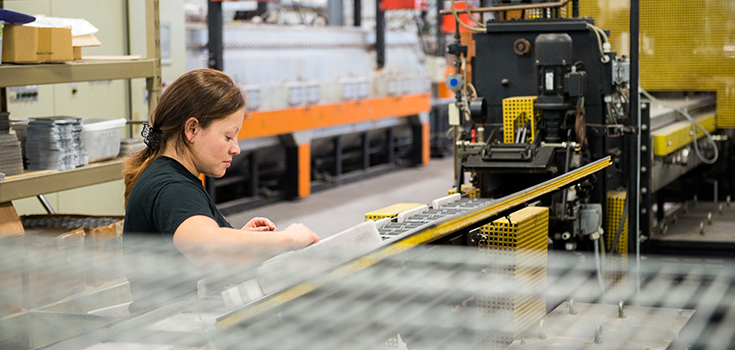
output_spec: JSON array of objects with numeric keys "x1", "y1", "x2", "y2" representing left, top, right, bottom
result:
[{"x1": 172, "y1": 215, "x2": 319, "y2": 268}]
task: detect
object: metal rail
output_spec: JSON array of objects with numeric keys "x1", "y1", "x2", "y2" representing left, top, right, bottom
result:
[{"x1": 439, "y1": 0, "x2": 569, "y2": 15}]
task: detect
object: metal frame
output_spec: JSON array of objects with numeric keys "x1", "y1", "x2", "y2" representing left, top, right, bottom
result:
[
  {"x1": 629, "y1": 0, "x2": 641, "y2": 288},
  {"x1": 0, "y1": 60, "x2": 158, "y2": 88},
  {"x1": 0, "y1": 159, "x2": 124, "y2": 203}
]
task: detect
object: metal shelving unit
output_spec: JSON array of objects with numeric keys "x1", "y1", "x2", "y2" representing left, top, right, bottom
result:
[
  {"x1": 0, "y1": 59, "x2": 158, "y2": 88},
  {"x1": 0, "y1": 0, "x2": 161, "y2": 205},
  {"x1": 0, "y1": 159, "x2": 124, "y2": 203}
]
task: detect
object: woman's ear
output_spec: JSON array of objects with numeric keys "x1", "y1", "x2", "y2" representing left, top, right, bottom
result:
[{"x1": 184, "y1": 117, "x2": 200, "y2": 143}]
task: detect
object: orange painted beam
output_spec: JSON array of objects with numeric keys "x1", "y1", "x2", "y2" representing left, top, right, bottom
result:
[
  {"x1": 421, "y1": 123, "x2": 430, "y2": 165},
  {"x1": 239, "y1": 93, "x2": 431, "y2": 139},
  {"x1": 298, "y1": 144, "x2": 311, "y2": 198}
]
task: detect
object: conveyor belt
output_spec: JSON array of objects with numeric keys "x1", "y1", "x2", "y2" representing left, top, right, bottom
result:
[{"x1": 215, "y1": 156, "x2": 613, "y2": 330}]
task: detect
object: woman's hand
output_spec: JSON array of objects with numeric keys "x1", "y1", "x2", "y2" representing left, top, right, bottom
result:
[
  {"x1": 281, "y1": 223, "x2": 320, "y2": 249},
  {"x1": 243, "y1": 217, "x2": 277, "y2": 231}
]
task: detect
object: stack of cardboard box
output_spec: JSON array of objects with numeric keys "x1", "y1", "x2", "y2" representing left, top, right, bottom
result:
[{"x1": 1, "y1": 23, "x2": 100, "y2": 63}]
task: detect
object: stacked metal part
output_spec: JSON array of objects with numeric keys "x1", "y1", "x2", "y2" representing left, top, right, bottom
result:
[
  {"x1": 24, "y1": 117, "x2": 88, "y2": 171},
  {"x1": 0, "y1": 112, "x2": 24, "y2": 176},
  {"x1": 375, "y1": 198, "x2": 491, "y2": 240},
  {"x1": 21, "y1": 215, "x2": 121, "y2": 230}
]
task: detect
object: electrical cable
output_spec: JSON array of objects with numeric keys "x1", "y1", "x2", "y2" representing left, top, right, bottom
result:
[
  {"x1": 463, "y1": 0, "x2": 485, "y2": 28},
  {"x1": 594, "y1": 232, "x2": 605, "y2": 291},
  {"x1": 586, "y1": 23, "x2": 610, "y2": 63},
  {"x1": 468, "y1": 83, "x2": 478, "y2": 98},
  {"x1": 461, "y1": 57, "x2": 472, "y2": 121},
  {"x1": 640, "y1": 89, "x2": 719, "y2": 164},
  {"x1": 450, "y1": 0, "x2": 485, "y2": 32}
]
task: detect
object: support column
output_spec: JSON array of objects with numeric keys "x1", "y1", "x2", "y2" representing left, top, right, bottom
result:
[
  {"x1": 353, "y1": 0, "x2": 361, "y2": 26},
  {"x1": 386, "y1": 127, "x2": 395, "y2": 165},
  {"x1": 409, "y1": 113, "x2": 431, "y2": 165},
  {"x1": 376, "y1": 0, "x2": 385, "y2": 69},
  {"x1": 256, "y1": 1, "x2": 268, "y2": 15},
  {"x1": 362, "y1": 132, "x2": 370, "y2": 169},
  {"x1": 207, "y1": 0, "x2": 223, "y2": 71},
  {"x1": 328, "y1": 0, "x2": 344, "y2": 25},
  {"x1": 282, "y1": 131, "x2": 313, "y2": 198},
  {"x1": 639, "y1": 103, "x2": 651, "y2": 239},
  {"x1": 248, "y1": 151, "x2": 259, "y2": 197},
  {"x1": 334, "y1": 136, "x2": 343, "y2": 176}
]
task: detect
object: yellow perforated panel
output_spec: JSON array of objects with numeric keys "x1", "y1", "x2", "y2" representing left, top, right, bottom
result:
[
  {"x1": 606, "y1": 191, "x2": 628, "y2": 287},
  {"x1": 477, "y1": 207, "x2": 548, "y2": 348},
  {"x1": 502, "y1": 96, "x2": 541, "y2": 144},
  {"x1": 364, "y1": 203, "x2": 425, "y2": 221},
  {"x1": 579, "y1": 0, "x2": 735, "y2": 128}
]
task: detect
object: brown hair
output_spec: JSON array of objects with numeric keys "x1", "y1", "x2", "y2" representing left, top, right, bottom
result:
[{"x1": 123, "y1": 69, "x2": 246, "y2": 205}]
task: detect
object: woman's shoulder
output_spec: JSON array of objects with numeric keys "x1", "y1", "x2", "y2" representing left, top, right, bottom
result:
[{"x1": 136, "y1": 158, "x2": 201, "y2": 191}]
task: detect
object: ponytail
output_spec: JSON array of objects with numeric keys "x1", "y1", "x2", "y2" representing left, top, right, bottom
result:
[{"x1": 123, "y1": 144, "x2": 163, "y2": 206}]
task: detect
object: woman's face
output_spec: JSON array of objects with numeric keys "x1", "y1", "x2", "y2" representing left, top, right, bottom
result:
[{"x1": 190, "y1": 109, "x2": 244, "y2": 178}]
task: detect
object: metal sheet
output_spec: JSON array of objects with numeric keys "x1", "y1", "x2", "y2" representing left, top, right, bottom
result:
[
  {"x1": 507, "y1": 302, "x2": 694, "y2": 350},
  {"x1": 650, "y1": 144, "x2": 703, "y2": 192}
]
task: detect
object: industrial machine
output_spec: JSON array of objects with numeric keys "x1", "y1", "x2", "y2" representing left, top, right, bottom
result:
[
  {"x1": 440, "y1": 0, "x2": 734, "y2": 258},
  {"x1": 440, "y1": 0, "x2": 632, "y2": 259}
]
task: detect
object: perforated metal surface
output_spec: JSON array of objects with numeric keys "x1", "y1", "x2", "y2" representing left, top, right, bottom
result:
[
  {"x1": 2, "y1": 230, "x2": 735, "y2": 349},
  {"x1": 478, "y1": 207, "x2": 549, "y2": 348},
  {"x1": 579, "y1": 0, "x2": 735, "y2": 128},
  {"x1": 365, "y1": 203, "x2": 426, "y2": 221},
  {"x1": 606, "y1": 191, "x2": 628, "y2": 288},
  {"x1": 502, "y1": 96, "x2": 540, "y2": 144}
]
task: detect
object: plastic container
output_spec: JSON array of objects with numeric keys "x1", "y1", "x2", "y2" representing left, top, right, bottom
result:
[{"x1": 82, "y1": 118, "x2": 127, "y2": 163}]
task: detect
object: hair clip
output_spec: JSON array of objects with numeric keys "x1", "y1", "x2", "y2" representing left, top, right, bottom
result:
[{"x1": 141, "y1": 122, "x2": 161, "y2": 148}]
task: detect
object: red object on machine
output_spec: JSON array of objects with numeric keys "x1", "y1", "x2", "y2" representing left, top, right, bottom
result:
[
  {"x1": 380, "y1": 0, "x2": 418, "y2": 10},
  {"x1": 441, "y1": 2, "x2": 476, "y2": 33}
]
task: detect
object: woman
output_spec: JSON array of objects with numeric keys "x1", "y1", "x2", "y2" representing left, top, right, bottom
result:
[{"x1": 123, "y1": 69, "x2": 319, "y2": 306}]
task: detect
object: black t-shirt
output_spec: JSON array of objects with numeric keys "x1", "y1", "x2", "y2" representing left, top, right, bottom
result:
[
  {"x1": 124, "y1": 156, "x2": 232, "y2": 236},
  {"x1": 123, "y1": 156, "x2": 232, "y2": 313}
]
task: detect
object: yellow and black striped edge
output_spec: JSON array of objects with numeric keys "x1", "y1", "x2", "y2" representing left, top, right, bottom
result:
[{"x1": 215, "y1": 156, "x2": 612, "y2": 330}]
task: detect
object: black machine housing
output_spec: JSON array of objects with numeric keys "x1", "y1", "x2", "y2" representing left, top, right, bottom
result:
[{"x1": 462, "y1": 17, "x2": 630, "y2": 247}]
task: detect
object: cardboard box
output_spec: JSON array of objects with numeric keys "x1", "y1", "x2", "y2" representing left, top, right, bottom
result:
[
  {"x1": 25, "y1": 228, "x2": 86, "y2": 308},
  {"x1": 21, "y1": 215, "x2": 125, "y2": 288},
  {"x1": 0, "y1": 235, "x2": 25, "y2": 319},
  {"x1": 72, "y1": 33, "x2": 101, "y2": 60},
  {"x1": 1, "y1": 24, "x2": 72, "y2": 63},
  {"x1": 0, "y1": 202, "x2": 25, "y2": 318},
  {"x1": 84, "y1": 218, "x2": 124, "y2": 286}
]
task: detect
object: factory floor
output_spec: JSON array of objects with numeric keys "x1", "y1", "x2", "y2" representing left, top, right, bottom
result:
[{"x1": 227, "y1": 157, "x2": 457, "y2": 239}]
